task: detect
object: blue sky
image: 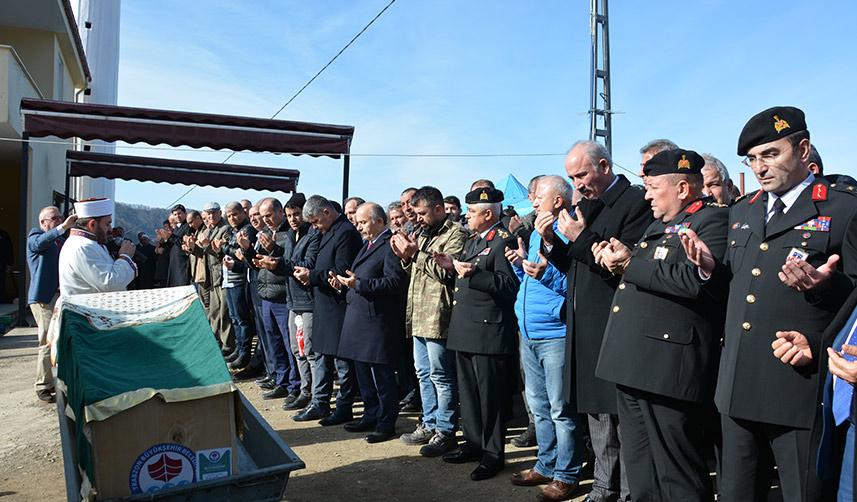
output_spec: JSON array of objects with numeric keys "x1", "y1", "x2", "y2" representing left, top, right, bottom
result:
[{"x1": 113, "y1": 0, "x2": 857, "y2": 211}]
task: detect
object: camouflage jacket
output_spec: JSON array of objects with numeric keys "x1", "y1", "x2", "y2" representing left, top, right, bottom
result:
[{"x1": 403, "y1": 218, "x2": 468, "y2": 339}]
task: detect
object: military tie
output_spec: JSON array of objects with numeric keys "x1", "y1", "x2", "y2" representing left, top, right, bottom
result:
[
  {"x1": 833, "y1": 307, "x2": 857, "y2": 425},
  {"x1": 765, "y1": 197, "x2": 786, "y2": 237}
]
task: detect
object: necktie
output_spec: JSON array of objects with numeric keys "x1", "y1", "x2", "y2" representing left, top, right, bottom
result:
[
  {"x1": 367, "y1": 241, "x2": 373, "y2": 251},
  {"x1": 833, "y1": 308, "x2": 857, "y2": 425},
  {"x1": 765, "y1": 197, "x2": 786, "y2": 237}
]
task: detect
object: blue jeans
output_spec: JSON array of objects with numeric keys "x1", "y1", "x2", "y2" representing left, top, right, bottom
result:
[
  {"x1": 413, "y1": 337, "x2": 458, "y2": 434},
  {"x1": 224, "y1": 285, "x2": 252, "y2": 358},
  {"x1": 260, "y1": 299, "x2": 300, "y2": 393},
  {"x1": 841, "y1": 422, "x2": 855, "y2": 502},
  {"x1": 520, "y1": 336, "x2": 585, "y2": 484}
]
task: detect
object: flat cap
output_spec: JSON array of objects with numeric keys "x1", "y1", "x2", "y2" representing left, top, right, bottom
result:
[
  {"x1": 202, "y1": 201, "x2": 221, "y2": 212},
  {"x1": 465, "y1": 187, "x2": 504, "y2": 204},
  {"x1": 737, "y1": 106, "x2": 807, "y2": 156},
  {"x1": 643, "y1": 148, "x2": 705, "y2": 177}
]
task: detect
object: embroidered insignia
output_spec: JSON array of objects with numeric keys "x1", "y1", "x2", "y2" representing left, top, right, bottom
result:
[
  {"x1": 480, "y1": 191, "x2": 489, "y2": 201},
  {"x1": 478, "y1": 247, "x2": 491, "y2": 256},
  {"x1": 665, "y1": 222, "x2": 691, "y2": 234},
  {"x1": 793, "y1": 216, "x2": 831, "y2": 232},
  {"x1": 773, "y1": 115, "x2": 790, "y2": 133},
  {"x1": 677, "y1": 155, "x2": 691, "y2": 169},
  {"x1": 812, "y1": 183, "x2": 828, "y2": 201},
  {"x1": 749, "y1": 190, "x2": 763, "y2": 204},
  {"x1": 486, "y1": 229, "x2": 497, "y2": 241},
  {"x1": 802, "y1": 232, "x2": 811, "y2": 239},
  {"x1": 685, "y1": 200, "x2": 703, "y2": 214}
]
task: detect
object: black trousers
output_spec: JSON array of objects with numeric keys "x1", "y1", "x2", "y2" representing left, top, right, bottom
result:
[
  {"x1": 354, "y1": 361, "x2": 399, "y2": 433},
  {"x1": 617, "y1": 385, "x2": 713, "y2": 502},
  {"x1": 456, "y1": 351, "x2": 512, "y2": 463},
  {"x1": 719, "y1": 414, "x2": 824, "y2": 502}
]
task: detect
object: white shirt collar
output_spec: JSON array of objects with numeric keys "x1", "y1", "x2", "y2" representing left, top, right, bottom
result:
[
  {"x1": 766, "y1": 172, "x2": 815, "y2": 219},
  {"x1": 479, "y1": 221, "x2": 501, "y2": 239},
  {"x1": 604, "y1": 174, "x2": 620, "y2": 193},
  {"x1": 369, "y1": 228, "x2": 390, "y2": 246}
]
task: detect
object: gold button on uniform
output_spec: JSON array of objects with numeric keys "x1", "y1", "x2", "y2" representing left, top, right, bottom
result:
[
  {"x1": 618, "y1": 283, "x2": 626, "y2": 290},
  {"x1": 662, "y1": 334, "x2": 670, "y2": 339},
  {"x1": 731, "y1": 240, "x2": 736, "y2": 246},
  {"x1": 640, "y1": 242, "x2": 648, "y2": 249},
  {"x1": 759, "y1": 243, "x2": 769, "y2": 251},
  {"x1": 746, "y1": 294, "x2": 756, "y2": 304},
  {"x1": 612, "y1": 306, "x2": 620, "y2": 313},
  {"x1": 454, "y1": 287, "x2": 459, "y2": 292},
  {"x1": 801, "y1": 241, "x2": 808, "y2": 247},
  {"x1": 751, "y1": 268, "x2": 761, "y2": 277},
  {"x1": 742, "y1": 322, "x2": 752, "y2": 331},
  {"x1": 453, "y1": 300, "x2": 457, "y2": 305}
]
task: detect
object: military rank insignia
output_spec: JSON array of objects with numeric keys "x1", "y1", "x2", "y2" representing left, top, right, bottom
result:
[
  {"x1": 794, "y1": 216, "x2": 831, "y2": 232},
  {"x1": 665, "y1": 222, "x2": 691, "y2": 234},
  {"x1": 677, "y1": 155, "x2": 691, "y2": 169}
]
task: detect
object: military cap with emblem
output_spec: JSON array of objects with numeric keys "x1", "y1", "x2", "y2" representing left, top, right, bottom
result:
[
  {"x1": 464, "y1": 187, "x2": 504, "y2": 204},
  {"x1": 642, "y1": 148, "x2": 705, "y2": 177},
  {"x1": 737, "y1": 106, "x2": 808, "y2": 156}
]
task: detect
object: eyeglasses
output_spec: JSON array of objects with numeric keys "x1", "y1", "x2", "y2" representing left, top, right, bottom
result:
[
  {"x1": 742, "y1": 151, "x2": 782, "y2": 168},
  {"x1": 41, "y1": 215, "x2": 62, "y2": 223}
]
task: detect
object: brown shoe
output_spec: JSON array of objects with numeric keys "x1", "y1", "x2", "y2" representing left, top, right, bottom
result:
[
  {"x1": 537, "y1": 480, "x2": 578, "y2": 501},
  {"x1": 510, "y1": 469, "x2": 551, "y2": 486}
]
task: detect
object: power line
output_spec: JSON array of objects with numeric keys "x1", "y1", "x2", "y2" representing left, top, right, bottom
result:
[{"x1": 165, "y1": 0, "x2": 398, "y2": 208}]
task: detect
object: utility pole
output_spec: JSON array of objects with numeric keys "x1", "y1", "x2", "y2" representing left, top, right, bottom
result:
[{"x1": 589, "y1": 0, "x2": 613, "y2": 155}]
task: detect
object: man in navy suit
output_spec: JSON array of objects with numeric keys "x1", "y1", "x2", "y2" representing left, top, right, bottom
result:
[
  {"x1": 333, "y1": 202, "x2": 408, "y2": 443},
  {"x1": 26, "y1": 206, "x2": 76, "y2": 403}
]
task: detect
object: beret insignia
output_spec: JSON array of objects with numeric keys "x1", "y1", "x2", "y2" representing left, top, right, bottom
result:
[{"x1": 773, "y1": 115, "x2": 790, "y2": 133}]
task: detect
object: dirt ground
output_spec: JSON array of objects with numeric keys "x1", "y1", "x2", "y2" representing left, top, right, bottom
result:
[{"x1": 0, "y1": 326, "x2": 593, "y2": 501}]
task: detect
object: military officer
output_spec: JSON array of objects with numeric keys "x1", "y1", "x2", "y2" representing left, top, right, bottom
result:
[
  {"x1": 593, "y1": 149, "x2": 728, "y2": 501},
  {"x1": 436, "y1": 186, "x2": 520, "y2": 482},
  {"x1": 682, "y1": 106, "x2": 857, "y2": 501}
]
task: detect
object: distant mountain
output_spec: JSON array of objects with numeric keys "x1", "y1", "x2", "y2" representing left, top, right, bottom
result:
[{"x1": 114, "y1": 202, "x2": 170, "y2": 239}]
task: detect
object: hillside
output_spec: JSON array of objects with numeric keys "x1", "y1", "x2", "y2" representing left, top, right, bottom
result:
[{"x1": 114, "y1": 202, "x2": 170, "y2": 238}]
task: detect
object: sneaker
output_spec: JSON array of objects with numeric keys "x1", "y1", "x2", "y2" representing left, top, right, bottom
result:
[
  {"x1": 419, "y1": 431, "x2": 457, "y2": 457},
  {"x1": 400, "y1": 422, "x2": 435, "y2": 445}
]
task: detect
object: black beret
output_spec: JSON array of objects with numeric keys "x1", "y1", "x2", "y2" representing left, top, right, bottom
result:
[
  {"x1": 737, "y1": 106, "x2": 807, "y2": 156},
  {"x1": 285, "y1": 192, "x2": 306, "y2": 208},
  {"x1": 465, "y1": 187, "x2": 504, "y2": 204},
  {"x1": 643, "y1": 148, "x2": 705, "y2": 177}
]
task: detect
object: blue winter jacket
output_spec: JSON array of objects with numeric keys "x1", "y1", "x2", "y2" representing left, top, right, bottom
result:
[{"x1": 512, "y1": 220, "x2": 568, "y2": 340}]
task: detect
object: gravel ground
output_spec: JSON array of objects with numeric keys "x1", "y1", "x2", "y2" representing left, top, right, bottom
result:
[{"x1": 0, "y1": 327, "x2": 596, "y2": 501}]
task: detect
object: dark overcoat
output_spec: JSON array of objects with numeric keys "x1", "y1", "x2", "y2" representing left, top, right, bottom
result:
[
  {"x1": 308, "y1": 214, "x2": 363, "y2": 356},
  {"x1": 338, "y1": 230, "x2": 408, "y2": 365}
]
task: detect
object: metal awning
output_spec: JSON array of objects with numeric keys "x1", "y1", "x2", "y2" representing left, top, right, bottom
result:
[
  {"x1": 66, "y1": 150, "x2": 300, "y2": 192},
  {"x1": 21, "y1": 98, "x2": 354, "y2": 158}
]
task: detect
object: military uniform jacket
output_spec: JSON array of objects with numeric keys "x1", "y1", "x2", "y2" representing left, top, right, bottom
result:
[
  {"x1": 596, "y1": 199, "x2": 729, "y2": 403},
  {"x1": 308, "y1": 214, "x2": 363, "y2": 356},
  {"x1": 711, "y1": 177, "x2": 857, "y2": 429},
  {"x1": 446, "y1": 224, "x2": 520, "y2": 355},
  {"x1": 403, "y1": 218, "x2": 468, "y2": 340},
  {"x1": 544, "y1": 174, "x2": 654, "y2": 413}
]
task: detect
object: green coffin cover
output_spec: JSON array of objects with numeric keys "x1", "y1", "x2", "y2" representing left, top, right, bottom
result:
[{"x1": 54, "y1": 286, "x2": 234, "y2": 491}]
